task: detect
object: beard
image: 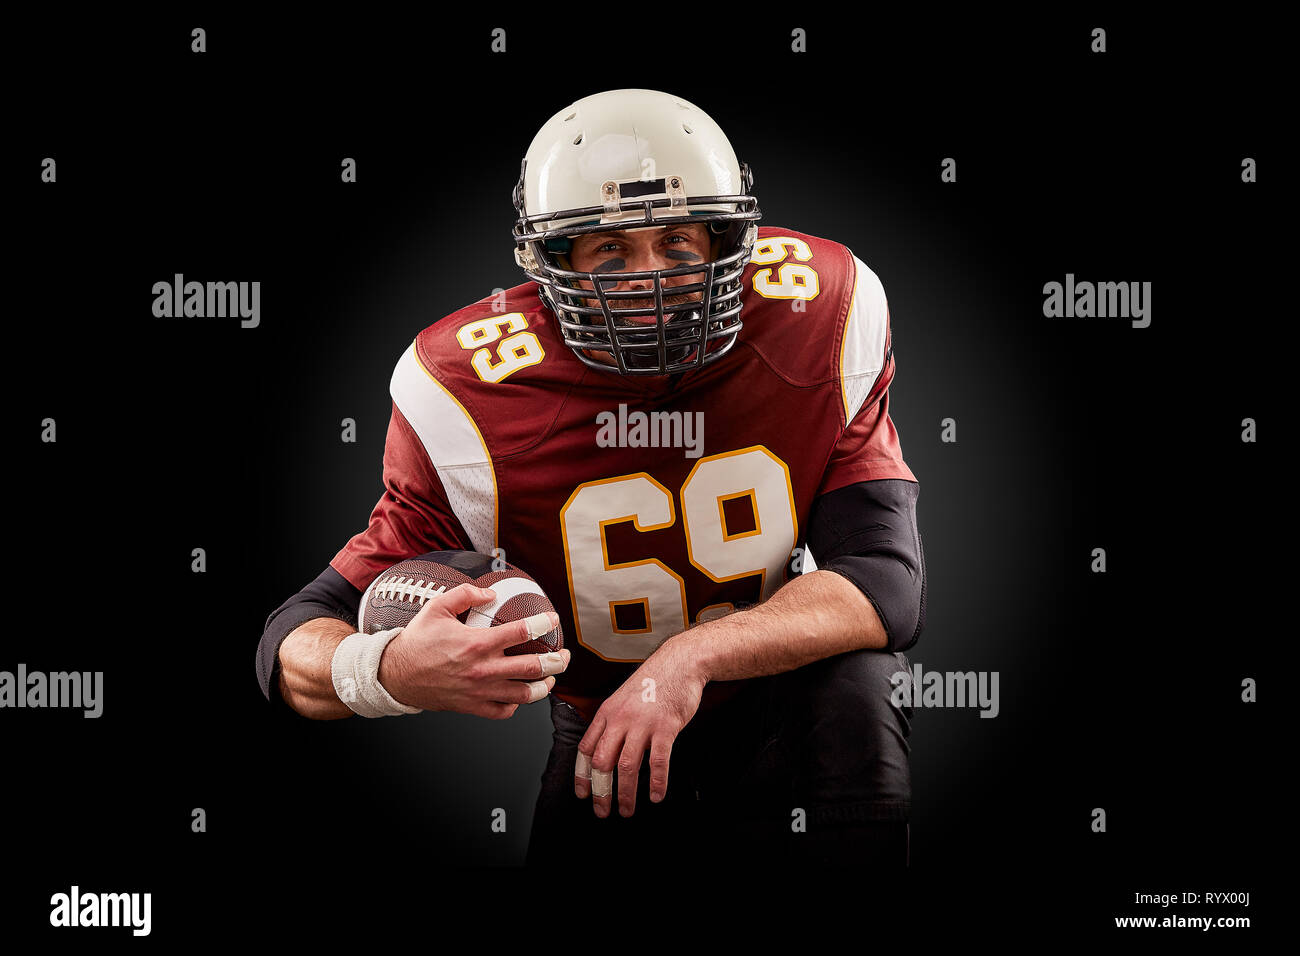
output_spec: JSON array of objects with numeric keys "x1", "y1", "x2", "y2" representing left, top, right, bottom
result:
[
  {"x1": 601, "y1": 286, "x2": 700, "y2": 321},
  {"x1": 566, "y1": 272, "x2": 742, "y2": 372},
  {"x1": 582, "y1": 287, "x2": 698, "y2": 369}
]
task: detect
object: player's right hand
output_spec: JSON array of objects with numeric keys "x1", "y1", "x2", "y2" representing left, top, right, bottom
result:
[{"x1": 375, "y1": 583, "x2": 568, "y2": 719}]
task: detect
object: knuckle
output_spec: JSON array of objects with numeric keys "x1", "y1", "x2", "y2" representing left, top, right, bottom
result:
[{"x1": 445, "y1": 584, "x2": 473, "y2": 606}]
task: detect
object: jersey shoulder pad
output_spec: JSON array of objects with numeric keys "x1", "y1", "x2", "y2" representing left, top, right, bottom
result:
[
  {"x1": 410, "y1": 281, "x2": 552, "y2": 382},
  {"x1": 737, "y1": 226, "x2": 861, "y2": 387},
  {"x1": 837, "y1": 250, "x2": 891, "y2": 425},
  {"x1": 388, "y1": 281, "x2": 569, "y2": 464}
]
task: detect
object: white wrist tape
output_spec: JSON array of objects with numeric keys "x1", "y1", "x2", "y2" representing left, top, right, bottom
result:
[{"x1": 331, "y1": 627, "x2": 421, "y2": 718}]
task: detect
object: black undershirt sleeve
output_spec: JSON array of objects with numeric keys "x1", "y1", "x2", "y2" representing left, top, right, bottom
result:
[
  {"x1": 255, "y1": 566, "x2": 363, "y2": 711},
  {"x1": 804, "y1": 478, "x2": 926, "y2": 653}
]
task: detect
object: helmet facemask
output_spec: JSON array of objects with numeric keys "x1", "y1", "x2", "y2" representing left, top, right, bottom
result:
[{"x1": 513, "y1": 164, "x2": 761, "y2": 376}]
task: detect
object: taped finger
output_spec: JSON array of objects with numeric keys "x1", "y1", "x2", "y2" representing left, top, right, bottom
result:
[
  {"x1": 538, "y1": 651, "x2": 567, "y2": 677},
  {"x1": 524, "y1": 612, "x2": 558, "y2": 640}
]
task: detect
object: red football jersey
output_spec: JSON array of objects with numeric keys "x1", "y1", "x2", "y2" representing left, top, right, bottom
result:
[{"x1": 331, "y1": 226, "x2": 916, "y2": 718}]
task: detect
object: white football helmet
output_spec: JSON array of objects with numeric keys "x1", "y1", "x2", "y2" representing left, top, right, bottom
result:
[{"x1": 512, "y1": 89, "x2": 761, "y2": 375}]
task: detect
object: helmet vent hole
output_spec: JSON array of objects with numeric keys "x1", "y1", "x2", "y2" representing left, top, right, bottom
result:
[
  {"x1": 573, "y1": 133, "x2": 584, "y2": 146},
  {"x1": 564, "y1": 111, "x2": 577, "y2": 122},
  {"x1": 682, "y1": 123, "x2": 693, "y2": 134}
]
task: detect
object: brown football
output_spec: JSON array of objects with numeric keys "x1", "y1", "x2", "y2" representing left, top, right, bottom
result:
[{"x1": 357, "y1": 550, "x2": 562, "y2": 656}]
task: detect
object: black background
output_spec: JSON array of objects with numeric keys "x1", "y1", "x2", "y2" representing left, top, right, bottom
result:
[{"x1": 8, "y1": 10, "x2": 1276, "y2": 940}]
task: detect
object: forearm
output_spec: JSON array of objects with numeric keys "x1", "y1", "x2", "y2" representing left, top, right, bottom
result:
[
  {"x1": 277, "y1": 618, "x2": 356, "y2": 720},
  {"x1": 664, "y1": 569, "x2": 887, "y2": 684}
]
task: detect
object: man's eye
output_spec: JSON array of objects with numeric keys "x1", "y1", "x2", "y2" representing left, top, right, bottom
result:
[
  {"x1": 664, "y1": 234, "x2": 688, "y2": 243},
  {"x1": 597, "y1": 242, "x2": 619, "y2": 253}
]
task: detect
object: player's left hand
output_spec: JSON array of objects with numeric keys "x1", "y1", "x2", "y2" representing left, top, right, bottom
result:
[{"x1": 574, "y1": 640, "x2": 707, "y2": 818}]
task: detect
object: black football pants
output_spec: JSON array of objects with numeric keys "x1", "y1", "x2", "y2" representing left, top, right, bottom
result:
[{"x1": 525, "y1": 649, "x2": 913, "y2": 867}]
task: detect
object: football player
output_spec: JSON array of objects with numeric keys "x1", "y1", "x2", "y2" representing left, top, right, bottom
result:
[{"x1": 257, "y1": 89, "x2": 926, "y2": 865}]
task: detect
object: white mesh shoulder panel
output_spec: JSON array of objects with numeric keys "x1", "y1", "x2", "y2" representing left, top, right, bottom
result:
[
  {"x1": 389, "y1": 341, "x2": 497, "y2": 555},
  {"x1": 840, "y1": 254, "x2": 891, "y2": 424}
]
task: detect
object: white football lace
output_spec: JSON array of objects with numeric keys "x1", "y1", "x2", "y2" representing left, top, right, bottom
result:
[{"x1": 375, "y1": 575, "x2": 449, "y2": 605}]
